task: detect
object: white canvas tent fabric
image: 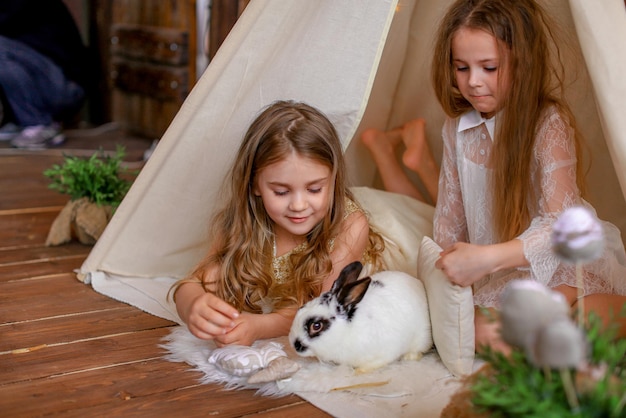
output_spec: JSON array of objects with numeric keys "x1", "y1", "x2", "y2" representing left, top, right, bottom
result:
[{"x1": 78, "y1": 0, "x2": 626, "y2": 416}]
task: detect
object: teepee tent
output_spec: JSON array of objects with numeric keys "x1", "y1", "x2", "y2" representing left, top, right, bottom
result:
[
  {"x1": 78, "y1": 0, "x2": 625, "y2": 413},
  {"x1": 79, "y1": 0, "x2": 401, "y2": 319},
  {"x1": 80, "y1": 0, "x2": 626, "y2": 312}
]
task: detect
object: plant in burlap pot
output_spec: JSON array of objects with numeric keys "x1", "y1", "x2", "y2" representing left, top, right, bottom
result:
[{"x1": 43, "y1": 146, "x2": 135, "y2": 246}]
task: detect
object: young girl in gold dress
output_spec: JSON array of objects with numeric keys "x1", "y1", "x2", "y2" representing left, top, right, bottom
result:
[{"x1": 172, "y1": 100, "x2": 384, "y2": 347}]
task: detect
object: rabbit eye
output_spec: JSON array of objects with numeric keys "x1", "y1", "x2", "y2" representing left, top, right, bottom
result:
[{"x1": 305, "y1": 317, "x2": 331, "y2": 337}]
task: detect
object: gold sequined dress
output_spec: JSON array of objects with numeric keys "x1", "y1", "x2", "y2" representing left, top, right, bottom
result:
[
  {"x1": 270, "y1": 187, "x2": 437, "y2": 286},
  {"x1": 270, "y1": 198, "x2": 365, "y2": 285}
]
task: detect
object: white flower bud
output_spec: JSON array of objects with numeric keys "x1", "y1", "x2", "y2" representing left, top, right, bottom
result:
[
  {"x1": 531, "y1": 318, "x2": 587, "y2": 369},
  {"x1": 552, "y1": 206, "x2": 604, "y2": 263},
  {"x1": 500, "y1": 280, "x2": 569, "y2": 350}
]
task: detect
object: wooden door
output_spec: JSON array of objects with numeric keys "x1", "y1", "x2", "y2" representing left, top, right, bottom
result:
[{"x1": 109, "y1": 0, "x2": 197, "y2": 138}]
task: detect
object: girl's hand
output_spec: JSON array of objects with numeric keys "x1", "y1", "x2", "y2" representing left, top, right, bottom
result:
[
  {"x1": 435, "y1": 242, "x2": 495, "y2": 287},
  {"x1": 215, "y1": 308, "x2": 297, "y2": 347},
  {"x1": 177, "y1": 285, "x2": 240, "y2": 340},
  {"x1": 435, "y1": 240, "x2": 527, "y2": 287},
  {"x1": 214, "y1": 312, "x2": 259, "y2": 347}
]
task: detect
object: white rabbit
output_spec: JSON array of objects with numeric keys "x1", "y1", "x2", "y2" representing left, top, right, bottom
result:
[{"x1": 289, "y1": 261, "x2": 432, "y2": 373}]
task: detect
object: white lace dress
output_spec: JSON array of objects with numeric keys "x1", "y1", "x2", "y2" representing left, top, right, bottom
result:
[{"x1": 433, "y1": 107, "x2": 626, "y2": 308}]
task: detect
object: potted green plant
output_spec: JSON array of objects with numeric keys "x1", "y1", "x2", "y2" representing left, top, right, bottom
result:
[{"x1": 43, "y1": 146, "x2": 136, "y2": 245}]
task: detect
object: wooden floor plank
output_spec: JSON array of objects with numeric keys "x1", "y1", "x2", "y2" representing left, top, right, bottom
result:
[
  {"x1": 50, "y1": 384, "x2": 312, "y2": 418},
  {"x1": 0, "y1": 344, "x2": 324, "y2": 418},
  {"x1": 0, "y1": 306, "x2": 174, "y2": 352},
  {"x1": 0, "y1": 242, "x2": 91, "y2": 266},
  {"x1": 0, "y1": 358, "x2": 198, "y2": 416},
  {"x1": 0, "y1": 274, "x2": 124, "y2": 323},
  {"x1": 0, "y1": 155, "x2": 68, "y2": 211},
  {"x1": 246, "y1": 403, "x2": 332, "y2": 418},
  {"x1": 0, "y1": 189, "x2": 67, "y2": 212},
  {"x1": 0, "y1": 256, "x2": 85, "y2": 283},
  {"x1": 0, "y1": 154, "x2": 65, "y2": 177},
  {"x1": 0, "y1": 327, "x2": 173, "y2": 385},
  {"x1": 0, "y1": 210, "x2": 60, "y2": 249}
]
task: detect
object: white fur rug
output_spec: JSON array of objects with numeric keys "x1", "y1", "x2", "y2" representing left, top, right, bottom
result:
[{"x1": 161, "y1": 326, "x2": 462, "y2": 417}]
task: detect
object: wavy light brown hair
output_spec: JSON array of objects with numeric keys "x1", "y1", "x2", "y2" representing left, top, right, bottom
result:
[
  {"x1": 177, "y1": 100, "x2": 382, "y2": 312},
  {"x1": 431, "y1": 0, "x2": 586, "y2": 242}
]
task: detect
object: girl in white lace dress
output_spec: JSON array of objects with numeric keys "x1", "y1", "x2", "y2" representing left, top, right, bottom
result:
[{"x1": 365, "y1": 0, "x2": 626, "y2": 351}]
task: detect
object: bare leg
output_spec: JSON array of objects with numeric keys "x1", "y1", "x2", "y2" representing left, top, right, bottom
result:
[
  {"x1": 474, "y1": 306, "x2": 512, "y2": 355},
  {"x1": 401, "y1": 119, "x2": 440, "y2": 204},
  {"x1": 574, "y1": 294, "x2": 626, "y2": 338},
  {"x1": 361, "y1": 127, "x2": 425, "y2": 201},
  {"x1": 555, "y1": 284, "x2": 626, "y2": 338}
]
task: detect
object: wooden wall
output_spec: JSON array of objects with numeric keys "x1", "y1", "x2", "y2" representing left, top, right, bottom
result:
[
  {"x1": 108, "y1": 0, "x2": 198, "y2": 139},
  {"x1": 60, "y1": 0, "x2": 250, "y2": 136}
]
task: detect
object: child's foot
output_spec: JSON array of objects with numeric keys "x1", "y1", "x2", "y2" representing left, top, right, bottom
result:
[
  {"x1": 361, "y1": 126, "x2": 426, "y2": 200},
  {"x1": 400, "y1": 118, "x2": 429, "y2": 174},
  {"x1": 361, "y1": 127, "x2": 402, "y2": 159},
  {"x1": 401, "y1": 118, "x2": 440, "y2": 204}
]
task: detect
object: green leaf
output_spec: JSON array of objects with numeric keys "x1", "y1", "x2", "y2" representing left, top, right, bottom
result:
[
  {"x1": 468, "y1": 314, "x2": 626, "y2": 417},
  {"x1": 43, "y1": 146, "x2": 137, "y2": 207}
]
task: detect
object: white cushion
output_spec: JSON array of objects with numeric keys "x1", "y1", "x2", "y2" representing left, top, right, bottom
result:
[
  {"x1": 417, "y1": 236, "x2": 475, "y2": 377},
  {"x1": 350, "y1": 187, "x2": 434, "y2": 277}
]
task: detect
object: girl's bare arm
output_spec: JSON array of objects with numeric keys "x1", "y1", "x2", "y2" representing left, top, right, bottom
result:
[
  {"x1": 435, "y1": 239, "x2": 528, "y2": 287},
  {"x1": 174, "y1": 266, "x2": 240, "y2": 340},
  {"x1": 321, "y1": 210, "x2": 371, "y2": 292}
]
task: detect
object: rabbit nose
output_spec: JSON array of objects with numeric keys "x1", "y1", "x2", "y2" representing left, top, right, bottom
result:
[{"x1": 293, "y1": 338, "x2": 307, "y2": 353}]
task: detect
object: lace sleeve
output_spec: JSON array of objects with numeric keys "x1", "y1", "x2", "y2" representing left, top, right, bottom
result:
[
  {"x1": 518, "y1": 107, "x2": 580, "y2": 283},
  {"x1": 434, "y1": 118, "x2": 468, "y2": 249}
]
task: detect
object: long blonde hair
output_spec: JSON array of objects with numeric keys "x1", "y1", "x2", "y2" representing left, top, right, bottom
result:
[
  {"x1": 178, "y1": 100, "x2": 381, "y2": 312},
  {"x1": 431, "y1": 0, "x2": 586, "y2": 242}
]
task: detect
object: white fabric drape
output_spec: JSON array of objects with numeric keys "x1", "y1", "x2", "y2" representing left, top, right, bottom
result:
[
  {"x1": 80, "y1": 0, "x2": 398, "y2": 281},
  {"x1": 569, "y1": 0, "x2": 626, "y2": 198}
]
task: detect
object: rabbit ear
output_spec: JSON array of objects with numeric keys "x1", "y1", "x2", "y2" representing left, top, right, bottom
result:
[
  {"x1": 337, "y1": 277, "x2": 371, "y2": 320},
  {"x1": 330, "y1": 261, "x2": 364, "y2": 296}
]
